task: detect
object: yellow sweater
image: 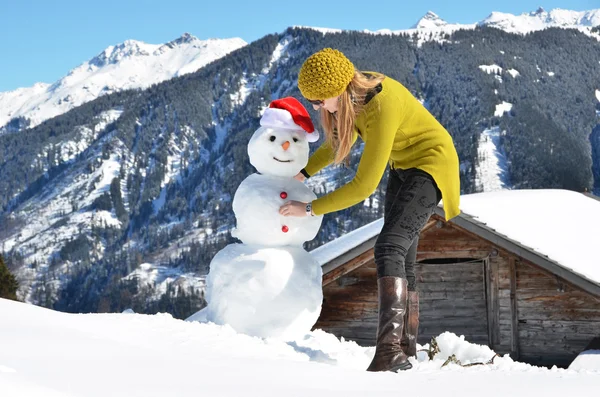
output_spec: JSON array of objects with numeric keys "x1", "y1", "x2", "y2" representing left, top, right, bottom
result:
[{"x1": 304, "y1": 75, "x2": 460, "y2": 220}]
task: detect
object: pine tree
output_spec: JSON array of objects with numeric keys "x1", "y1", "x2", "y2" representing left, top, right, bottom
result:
[{"x1": 0, "y1": 255, "x2": 19, "y2": 300}]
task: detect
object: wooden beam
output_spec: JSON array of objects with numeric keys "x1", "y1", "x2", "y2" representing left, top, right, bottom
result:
[
  {"x1": 509, "y1": 257, "x2": 520, "y2": 360},
  {"x1": 485, "y1": 257, "x2": 500, "y2": 347},
  {"x1": 420, "y1": 216, "x2": 440, "y2": 234},
  {"x1": 322, "y1": 248, "x2": 374, "y2": 286}
]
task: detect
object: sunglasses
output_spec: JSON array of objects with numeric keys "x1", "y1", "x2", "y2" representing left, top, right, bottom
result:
[{"x1": 307, "y1": 98, "x2": 324, "y2": 106}]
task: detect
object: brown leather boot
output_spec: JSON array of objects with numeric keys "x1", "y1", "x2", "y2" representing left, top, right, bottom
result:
[
  {"x1": 366, "y1": 277, "x2": 412, "y2": 372},
  {"x1": 401, "y1": 291, "x2": 419, "y2": 357}
]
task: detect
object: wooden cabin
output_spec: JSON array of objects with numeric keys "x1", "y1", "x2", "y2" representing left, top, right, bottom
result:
[{"x1": 311, "y1": 190, "x2": 600, "y2": 368}]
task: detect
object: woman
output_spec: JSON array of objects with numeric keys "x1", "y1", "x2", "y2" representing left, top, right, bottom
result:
[{"x1": 279, "y1": 48, "x2": 460, "y2": 372}]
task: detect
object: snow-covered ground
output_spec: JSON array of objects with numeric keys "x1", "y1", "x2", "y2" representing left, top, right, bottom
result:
[{"x1": 0, "y1": 298, "x2": 598, "y2": 397}]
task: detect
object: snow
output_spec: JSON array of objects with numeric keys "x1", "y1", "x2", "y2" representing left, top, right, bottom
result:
[
  {"x1": 570, "y1": 351, "x2": 600, "y2": 371},
  {"x1": 507, "y1": 68, "x2": 520, "y2": 78},
  {"x1": 460, "y1": 190, "x2": 600, "y2": 285},
  {"x1": 190, "y1": 244, "x2": 323, "y2": 340},
  {"x1": 298, "y1": 8, "x2": 600, "y2": 48},
  {"x1": 0, "y1": 34, "x2": 246, "y2": 130},
  {"x1": 233, "y1": 173, "x2": 321, "y2": 246},
  {"x1": 152, "y1": 126, "x2": 195, "y2": 214},
  {"x1": 292, "y1": 25, "x2": 343, "y2": 35},
  {"x1": 248, "y1": 126, "x2": 309, "y2": 178},
  {"x1": 124, "y1": 263, "x2": 205, "y2": 300},
  {"x1": 479, "y1": 64, "x2": 503, "y2": 75},
  {"x1": 494, "y1": 101, "x2": 513, "y2": 117},
  {"x1": 410, "y1": 11, "x2": 448, "y2": 30},
  {"x1": 481, "y1": 8, "x2": 600, "y2": 35},
  {"x1": 1, "y1": 298, "x2": 598, "y2": 397},
  {"x1": 475, "y1": 127, "x2": 511, "y2": 192},
  {"x1": 298, "y1": 15, "x2": 477, "y2": 47}
]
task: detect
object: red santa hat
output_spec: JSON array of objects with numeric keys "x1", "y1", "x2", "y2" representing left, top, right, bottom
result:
[{"x1": 260, "y1": 97, "x2": 320, "y2": 142}]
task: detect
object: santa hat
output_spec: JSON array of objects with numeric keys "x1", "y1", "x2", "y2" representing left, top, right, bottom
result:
[{"x1": 260, "y1": 97, "x2": 320, "y2": 142}]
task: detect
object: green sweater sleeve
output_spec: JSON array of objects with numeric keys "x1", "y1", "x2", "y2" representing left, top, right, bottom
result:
[
  {"x1": 312, "y1": 96, "x2": 401, "y2": 215},
  {"x1": 303, "y1": 129, "x2": 360, "y2": 177},
  {"x1": 303, "y1": 140, "x2": 335, "y2": 177}
]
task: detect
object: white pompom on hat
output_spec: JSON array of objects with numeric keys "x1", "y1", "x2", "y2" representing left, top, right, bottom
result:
[{"x1": 260, "y1": 97, "x2": 319, "y2": 142}]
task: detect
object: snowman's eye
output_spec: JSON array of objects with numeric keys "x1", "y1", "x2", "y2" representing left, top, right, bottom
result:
[
  {"x1": 293, "y1": 137, "x2": 299, "y2": 143},
  {"x1": 269, "y1": 136, "x2": 276, "y2": 142}
]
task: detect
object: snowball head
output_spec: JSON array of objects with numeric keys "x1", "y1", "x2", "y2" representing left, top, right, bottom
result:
[
  {"x1": 202, "y1": 244, "x2": 323, "y2": 341},
  {"x1": 248, "y1": 126, "x2": 309, "y2": 177},
  {"x1": 232, "y1": 173, "x2": 322, "y2": 246}
]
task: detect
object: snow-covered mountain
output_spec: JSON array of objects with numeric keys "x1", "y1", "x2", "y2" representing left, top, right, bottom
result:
[
  {"x1": 481, "y1": 7, "x2": 600, "y2": 34},
  {"x1": 411, "y1": 11, "x2": 450, "y2": 30},
  {"x1": 301, "y1": 7, "x2": 600, "y2": 47},
  {"x1": 3, "y1": 8, "x2": 598, "y2": 133},
  {"x1": 0, "y1": 33, "x2": 246, "y2": 131}
]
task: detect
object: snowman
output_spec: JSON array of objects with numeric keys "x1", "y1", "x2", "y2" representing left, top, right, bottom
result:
[{"x1": 187, "y1": 97, "x2": 325, "y2": 341}]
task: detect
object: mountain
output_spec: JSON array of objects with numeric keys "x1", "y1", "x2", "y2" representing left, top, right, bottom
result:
[
  {"x1": 4, "y1": 8, "x2": 599, "y2": 134},
  {"x1": 340, "y1": 8, "x2": 600, "y2": 47},
  {"x1": 0, "y1": 33, "x2": 247, "y2": 132},
  {"x1": 481, "y1": 8, "x2": 600, "y2": 34},
  {"x1": 0, "y1": 9, "x2": 599, "y2": 317},
  {"x1": 411, "y1": 11, "x2": 449, "y2": 29}
]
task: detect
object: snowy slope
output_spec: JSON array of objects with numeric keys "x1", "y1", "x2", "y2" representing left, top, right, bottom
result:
[
  {"x1": 2, "y1": 111, "x2": 207, "y2": 304},
  {"x1": 0, "y1": 33, "x2": 246, "y2": 131},
  {"x1": 474, "y1": 127, "x2": 511, "y2": 192},
  {"x1": 0, "y1": 298, "x2": 598, "y2": 397}
]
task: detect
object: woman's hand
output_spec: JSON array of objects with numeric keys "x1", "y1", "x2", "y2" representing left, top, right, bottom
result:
[
  {"x1": 293, "y1": 172, "x2": 306, "y2": 182},
  {"x1": 279, "y1": 201, "x2": 308, "y2": 217}
]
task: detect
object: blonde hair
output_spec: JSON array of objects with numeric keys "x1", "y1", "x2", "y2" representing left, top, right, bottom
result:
[{"x1": 320, "y1": 71, "x2": 385, "y2": 165}]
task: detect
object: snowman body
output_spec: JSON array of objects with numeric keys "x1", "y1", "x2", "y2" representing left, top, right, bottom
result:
[
  {"x1": 232, "y1": 174, "x2": 321, "y2": 247},
  {"x1": 201, "y1": 244, "x2": 323, "y2": 340}
]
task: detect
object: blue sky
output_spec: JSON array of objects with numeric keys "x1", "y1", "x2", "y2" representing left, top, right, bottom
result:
[{"x1": 0, "y1": 0, "x2": 597, "y2": 91}]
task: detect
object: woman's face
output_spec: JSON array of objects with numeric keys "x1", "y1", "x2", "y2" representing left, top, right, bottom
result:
[{"x1": 312, "y1": 96, "x2": 339, "y2": 114}]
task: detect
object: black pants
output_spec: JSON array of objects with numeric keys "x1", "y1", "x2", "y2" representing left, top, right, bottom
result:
[{"x1": 374, "y1": 168, "x2": 441, "y2": 291}]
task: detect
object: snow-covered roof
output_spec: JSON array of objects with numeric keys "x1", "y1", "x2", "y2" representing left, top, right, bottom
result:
[
  {"x1": 310, "y1": 189, "x2": 600, "y2": 287},
  {"x1": 310, "y1": 219, "x2": 383, "y2": 269}
]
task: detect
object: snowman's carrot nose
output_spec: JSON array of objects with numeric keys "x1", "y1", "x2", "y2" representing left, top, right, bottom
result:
[{"x1": 282, "y1": 141, "x2": 290, "y2": 151}]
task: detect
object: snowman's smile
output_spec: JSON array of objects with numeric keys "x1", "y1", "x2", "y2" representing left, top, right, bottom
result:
[{"x1": 273, "y1": 157, "x2": 293, "y2": 163}]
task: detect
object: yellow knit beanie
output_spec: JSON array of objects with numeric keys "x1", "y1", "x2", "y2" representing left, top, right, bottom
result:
[{"x1": 298, "y1": 48, "x2": 355, "y2": 100}]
